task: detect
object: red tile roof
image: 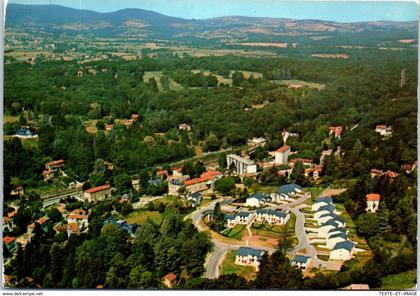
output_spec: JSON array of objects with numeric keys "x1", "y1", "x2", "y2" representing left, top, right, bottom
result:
[
  {"x1": 157, "y1": 170, "x2": 168, "y2": 176},
  {"x1": 275, "y1": 145, "x2": 290, "y2": 153},
  {"x1": 290, "y1": 158, "x2": 313, "y2": 164},
  {"x1": 131, "y1": 114, "x2": 140, "y2": 120},
  {"x1": 3, "y1": 237, "x2": 16, "y2": 244},
  {"x1": 68, "y1": 214, "x2": 88, "y2": 220},
  {"x1": 37, "y1": 216, "x2": 49, "y2": 225},
  {"x1": 7, "y1": 211, "x2": 16, "y2": 218},
  {"x1": 85, "y1": 184, "x2": 110, "y2": 194},
  {"x1": 329, "y1": 126, "x2": 343, "y2": 136},
  {"x1": 68, "y1": 222, "x2": 79, "y2": 232},
  {"x1": 366, "y1": 193, "x2": 381, "y2": 201},
  {"x1": 184, "y1": 171, "x2": 222, "y2": 186},
  {"x1": 376, "y1": 125, "x2": 387, "y2": 129},
  {"x1": 163, "y1": 273, "x2": 177, "y2": 282}
]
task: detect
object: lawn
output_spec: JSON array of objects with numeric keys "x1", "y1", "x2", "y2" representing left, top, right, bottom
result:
[
  {"x1": 221, "y1": 250, "x2": 257, "y2": 281},
  {"x1": 307, "y1": 187, "x2": 326, "y2": 201},
  {"x1": 379, "y1": 269, "x2": 417, "y2": 290},
  {"x1": 250, "y1": 184, "x2": 278, "y2": 194},
  {"x1": 222, "y1": 225, "x2": 247, "y2": 240},
  {"x1": 251, "y1": 222, "x2": 283, "y2": 238},
  {"x1": 126, "y1": 210, "x2": 163, "y2": 225},
  {"x1": 27, "y1": 182, "x2": 67, "y2": 196},
  {"x1": 4, "y1": 114, "x2": 19, "y2": 123},
  {"x1": 143, "y1": 71, "x2": 183, "y2": 91}
]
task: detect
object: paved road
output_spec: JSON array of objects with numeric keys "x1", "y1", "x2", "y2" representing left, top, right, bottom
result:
[{"x1": 186, "y1": 192, "x2": 336, "y2": 278}]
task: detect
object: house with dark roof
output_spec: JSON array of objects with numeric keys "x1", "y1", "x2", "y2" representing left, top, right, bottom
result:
[
  {"x1": 330, "y1": 241, "x2": 355, "y2": 261},
  {"x1": 187, "y1": 192, "x2": 202, "y2": 207},
  {"x1": 235, "y1": 247, "x2": 265, "y2": 271},
  {"x1": 291, "y1": 255, "x2": 312, "y2": 271},
  {"x1": 84, "y1": 184, "x2": 112, "y2": 203},
  {"x1": 15, "y1": 127, "x2": 38, "y2": 139},
  {"x1": 256, "y1": 209, "x2": 289, "y2": 225},
  {"x1": 246, "y1": 192, "x2": 268, "y2": 207},
  {"x1": 312, "y1": 196, "x2": 333, "y2": 211},
  {"x1": 326, "y1": 232, "x2": 347, "y2": 249},
  {"x1": 103, "y1": 217, "x2": 138, "y2": 237},
  {"x1": 314, "y1": 204, "x2": 337, "y2": 219},
  {"x1": 271, "y1": 183, "x2": 302, "y2": 203},
  {"x1": 225, "y1": 212, "x2": 253, "y2": 228},
  {"x1": 318, "y1": 213, "x2": 346, "y2": 227}
]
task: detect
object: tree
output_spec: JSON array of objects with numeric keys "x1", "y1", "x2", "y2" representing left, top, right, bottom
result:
[
  {"x1": 214, "y1": 177, "x2": 236, "y2": 195},
  {"x1": 355, "y1": 213, "x2": 379, "y2": 239},
  {"x1": 377, "y1": 201, "x2": 391, "y2": 235},
  {"x1": 209, "y1": 202, "x2": 226, "y2": 232},
  {"x1": 232, "y1": 71, "x2": 245, "y2": 87},
  {"x1": 290, "y1": 160, "x2": 307, "y2": 186},
  {"x1": 158, "y1": 202, "x2": 166, "y2": 213},
  {"x1": 121, "y1": 202, "x2": 134, "y2": 217}
]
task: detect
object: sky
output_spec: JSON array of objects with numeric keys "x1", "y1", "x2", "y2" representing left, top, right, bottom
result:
[{"x1": 6, "y1": 0, "x2": 419, "y2": 22}]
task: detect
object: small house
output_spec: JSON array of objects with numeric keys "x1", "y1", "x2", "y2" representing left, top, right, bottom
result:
[
  {"x1": 246, "y1": 192, "x2": 268, "y2": 208},
  {"x1": 375, "y1": 125, "x2": 392, "y2": 137},
  {"x1": 273, "y1": 145, "x2": 290, "y2": 165},
  {"x1": 255, "y1": 209, "x2": 289, "y2": 225},
  {"x1": 3, "y1": 237, "x2": 18, "y2": 253},
  {"x1": 15, "y1": 127, "x2": 38, "y2": 139},
  {"x1": 330, "y1": 241, "x2": 355, "y2": 261},
  {"x1": 329, "y1": 126, "x2": 343, "y2": 138},
  {"x1": 366, "y1": 193, "x2": 381, "y2": 213},
  {"x1": 187, "y1": 192, "x2": 202, "y2": 207},
  {"x1": 235, "y1": 247, "x2": 265, "y2": 271},
  {"x1": 162, "y1": 273, "x2": 177, "y2": 288},
  {"x1": 291, "y1": 255, "x2": 312, "y2": 271},
  {"x1": 326, "y1": 232, "x2": 347, "y2": 249},
  {"x1": 178, "y1": 123, "x2": 191, "y2": 132}
]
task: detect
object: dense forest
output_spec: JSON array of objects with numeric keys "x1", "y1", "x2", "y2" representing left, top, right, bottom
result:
[{"x1": 3, "y1": 23, "x2": 418, "y2": 289}]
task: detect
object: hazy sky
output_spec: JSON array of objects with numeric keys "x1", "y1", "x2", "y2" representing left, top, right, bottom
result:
[{"x1": 7, "y1": 0, "x2": 419, "y2": 22}]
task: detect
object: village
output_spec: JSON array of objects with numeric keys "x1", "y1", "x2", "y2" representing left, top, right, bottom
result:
[{"x1": 4, "y1": 118, "x2": 411, "y2": 288}]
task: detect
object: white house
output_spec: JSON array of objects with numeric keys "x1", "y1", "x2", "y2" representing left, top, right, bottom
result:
[
  {"x1": 246, "y1": 192, "x2": 268, "y2": 208},
  {"x1": 317, "y1": 221, "x2": 340, "y2": 238},
  {"x1": 291, "y1": 255, "x2": 312, "y2": 271},
  {"x1": 225, "y1": 212, "x2": 253, "y2": 228},
  {"x1": 375, "y1": 125, "x2": 392, "y2": 137},
  {"x1": 326, "y1": 232, "x2": 347, "y2": 249},
  {"x1": 312, "y1": 196, "x2": 333, "y2": 211},
  {"x1": 226, "y1": 154, "x2": 257, "y2": 175},
  {"x1": 314, "y1": 205, "x2": 336, "y2": 220},
  {"x1": 329, "y1": 241, "x2": 355, "y2": 261},
  {"x1": 273, "y1": 145, "x2": 290, "y2": 165},
  {"x1": 318, "y1": 213, "x2": 346, "y2": 228},
  {"x1": 329, "y1": 126, "x2": 343, "y2": 138},
  {"x1": 366, "y1": 193, "x2": 381, "y2": 213},
  {"x1": 235, "y1": 247, "x2": 265, "y2": 271},
  {"x1": 271, "y1": 183, "x2": 302, "y2": 202},
  {"x1": 255, "y1": 209, "x2": 289, "y2": 225}
]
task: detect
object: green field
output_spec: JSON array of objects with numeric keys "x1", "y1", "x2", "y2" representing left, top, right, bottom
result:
[
  {"x1": 379, "y1": 269, "x2": 417, "y2": 290},
  {"x1": 251, "y1": 222, "x2": 283, "y2": 238},
  {"x1": 221, "y1": 250, "x2": 257, "y2": 281},
  {"x1": 126, "y1": 210, "x2": 163, "y2": 225},
  {"x1": 272, "y1": 79, "x2": 326, "y2": 90},
  {"x1": 143, "y1": 71, "x2": 183, "y2": 91},
  {"x1": 27, "y1": 182, "x2": 67, "y2": 196}
]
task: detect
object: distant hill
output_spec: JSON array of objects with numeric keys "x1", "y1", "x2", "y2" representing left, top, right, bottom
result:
[{"x1": 5, "y1": 3, "x2": 418, "y2": 40}]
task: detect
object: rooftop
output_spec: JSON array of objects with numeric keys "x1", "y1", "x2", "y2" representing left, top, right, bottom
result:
[
  {"x1": 275, "y1": 145, "x2": 290, "y2": 153},
  {"x1": 227, "y1": 154, "x2": 255, "y2": 165},
  {"x1": 163, "y1": 273, "x2": 177, "y2": 282},
  {"x1": 293, "y1": 255, "x2": 310, "y2": 264},
  {"x1": 85, "y1": 184, "x2": 110, "y2": 194},
  {"x1": 237, "y1": 247, "x2": 265, "y2": 258},
  {"x1": 366, "y1": 193, "x2": 381, "y2": 201},
  {"x1": 333, "y1": 240, "x2": 355, "y2": 251}
]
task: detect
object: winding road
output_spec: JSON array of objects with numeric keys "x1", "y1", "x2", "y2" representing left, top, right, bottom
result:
[{"x1": 186, "y1": 192, "x2": 323, "y2": 279}]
